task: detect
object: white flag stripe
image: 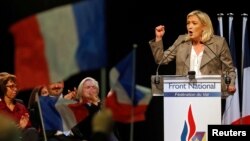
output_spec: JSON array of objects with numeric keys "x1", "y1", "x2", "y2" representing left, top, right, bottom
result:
[
  {"x1": 37, "y1": 4, "x2": 79, "y2": 82},
  {"x1": 242, "y1": 68, "x2": 250, "y2": 117}
]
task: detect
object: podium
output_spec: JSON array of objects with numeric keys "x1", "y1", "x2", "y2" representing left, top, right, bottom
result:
[{"x1": 151, "y1": 75, "x2": 221, "y2": 141}]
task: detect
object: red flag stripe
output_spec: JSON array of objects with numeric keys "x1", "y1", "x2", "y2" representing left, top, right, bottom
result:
[
  {"x1": 105, "y1": 91, "x2": 148, "y2": 123},
  {"x1": 10, "y1": 16, "x2": 50, "y2": 90}
]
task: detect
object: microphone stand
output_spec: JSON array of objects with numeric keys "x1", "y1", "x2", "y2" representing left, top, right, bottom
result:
[
  {"x1": 154, "y1": 40, "x2": 185, "y2": 84},
  {"x1": 203, "y1": 43, "x2": 232, "y2": 87}
]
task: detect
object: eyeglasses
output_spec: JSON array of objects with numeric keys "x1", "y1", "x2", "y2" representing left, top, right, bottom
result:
[{"x1": 6, "y1": 84, "x2": 18, "y2": 90}]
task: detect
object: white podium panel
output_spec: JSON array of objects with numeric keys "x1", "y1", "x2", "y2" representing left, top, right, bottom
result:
[{"x1": 163, "y1": 75, "x2": 221, "y2": 141}]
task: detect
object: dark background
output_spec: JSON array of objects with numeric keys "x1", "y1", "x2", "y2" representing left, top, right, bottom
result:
[
  {"x1": 0, "y1": 0, "x2": 249, "y2": 140},
  {"x1": 0, "y1": 0, "x2": 249, "y2": 110}
]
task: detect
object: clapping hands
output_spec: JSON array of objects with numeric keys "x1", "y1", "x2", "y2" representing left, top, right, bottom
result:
[
  {"x1": 64, "y1": 87, "x2": 77, "y2": 100},
  {"x1": 18, "y1": 113, "x2": 29, "y2": 129}
]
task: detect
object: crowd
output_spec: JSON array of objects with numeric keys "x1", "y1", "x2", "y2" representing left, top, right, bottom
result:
[{"x1": 0, "y1": 72, "x2": 116, "y2": 141}]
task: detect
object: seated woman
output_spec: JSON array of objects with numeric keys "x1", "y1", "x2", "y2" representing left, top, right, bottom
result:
[
  {"x1": 0, "y1": 72, "x2": 40, "y2": 141},
  {"x1": 28, "y1": 85, "x2": 49, "y2": 139},
  {"x1": 71, "y1": 77, "x2": 102, "y2": 140}
]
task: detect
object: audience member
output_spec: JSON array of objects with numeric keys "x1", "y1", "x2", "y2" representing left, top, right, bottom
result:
[
  {"x1": 71, "y1": 77, "x2": 102, "y2": 141},
  {"x1": 47, "y1": 81, "x2": 65, "y2": 98},
  {"x1": 28, "y1": 85, "x2": 49, "y2": 139},
  {"x1": 0, "y1": 72, "x2": 40, "y2": 141},
  {"x1": 29, "y1": 85, "x2": 49, "y2": 108},
  {"x1": 28, "y1": 81, "x2": 77, "y2": 141},
  {"x1": 91, "y1": 107, "x2": 114, "y2": 141},
  {"x1": 0, "y1": 113, "x2": 21, "y2": 141},
  {"x1": 47, "y1": 81, "x2": 77, "y2": 100}
]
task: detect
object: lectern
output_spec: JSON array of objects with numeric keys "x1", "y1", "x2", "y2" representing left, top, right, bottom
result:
[{"x1": 151, "y1": 75, "x2": 222, "y2": 141}]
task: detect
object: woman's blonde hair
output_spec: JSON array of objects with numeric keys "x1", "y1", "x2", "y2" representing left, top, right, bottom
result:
[
  {"x1": 76, "y1": 77, "x2": 99, "y2": 102},
  {"x1": 185, "y1": 10, "x2": 214, "y2": 43}
]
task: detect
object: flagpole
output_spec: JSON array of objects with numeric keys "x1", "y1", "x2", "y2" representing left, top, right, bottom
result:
[
  {"x1": 129, "y1": 44, "x2": 138, "y2": 141},
  {"x1": 217, "y1": 13, "x2": 225, "y2": 123},
  {"x1": 217, "y1": 13, "x2": 224, "y2": 37},
  {"x1": 100, "y1": 67, "x2": 106, "y2": 101},
  {"x1": 241, "y1": 13, "x2": 247, "y2": 105},
  {"x1": 241, "y1": 13, "x2": 248, "y2": 124},
  {"x1": 37, "y1": 95, "x2": 48, "y2": 141}
]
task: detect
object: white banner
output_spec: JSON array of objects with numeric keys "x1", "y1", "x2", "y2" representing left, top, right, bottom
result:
[{"x1": 163, "y1": 75, "x2": 221, "y2": 141}]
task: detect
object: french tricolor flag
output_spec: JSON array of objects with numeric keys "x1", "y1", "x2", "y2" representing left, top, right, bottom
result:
[
  {"x1": 39, "y1": 96, "x2": 88, "y2": 131},
  {"x1": 9, "y1": 0, "x2": 106, "y2": 90},
  {"x1": 106, "y1": 49, "x2": 152, "y2": 123}
]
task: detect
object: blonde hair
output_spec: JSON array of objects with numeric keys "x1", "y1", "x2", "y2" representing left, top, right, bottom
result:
[
  {"x1": 76, "y1": 77, "x2": 99, "y2": 102},
  {"x1": 185, "y1": 10, "x2": 214, "y2": 43}
]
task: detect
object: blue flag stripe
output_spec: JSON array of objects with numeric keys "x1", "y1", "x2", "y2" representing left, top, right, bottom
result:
[
  {"x1": 74, "y1": 0, "x2": 107, "y2": 70},
  {"x1": 228, "y1": 15, "x2": 237, "y2": 66},
  {"x1": 40, "y1": 96, "x2": 63, "y2": 131},
  {"x1": 112, "y1": 49, "x2": 144, "y2": 105}
]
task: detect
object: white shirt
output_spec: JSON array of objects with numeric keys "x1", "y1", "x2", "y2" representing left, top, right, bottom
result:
[{"x1": 190, "y1": 46, "x2": 204, "y2": 76}]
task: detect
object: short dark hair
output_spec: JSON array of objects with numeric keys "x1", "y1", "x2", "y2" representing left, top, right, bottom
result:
[{"x1": 0, "y1": 72, "x2": 16, "y2": 98}]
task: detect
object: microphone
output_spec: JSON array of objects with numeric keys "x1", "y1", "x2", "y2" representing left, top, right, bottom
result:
[
  {"x1": 188, "y1": 70, "x2": 196, "y2": 79},
  {"x1": 183, "y1": 53, "x2": 196, "y2": 79},
  {"x1": 154, "y1": 39, "x2": 185, "y2": 84},
  {"x1": 203, "y1": 43, "x2": 231, "y2": 86}
]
